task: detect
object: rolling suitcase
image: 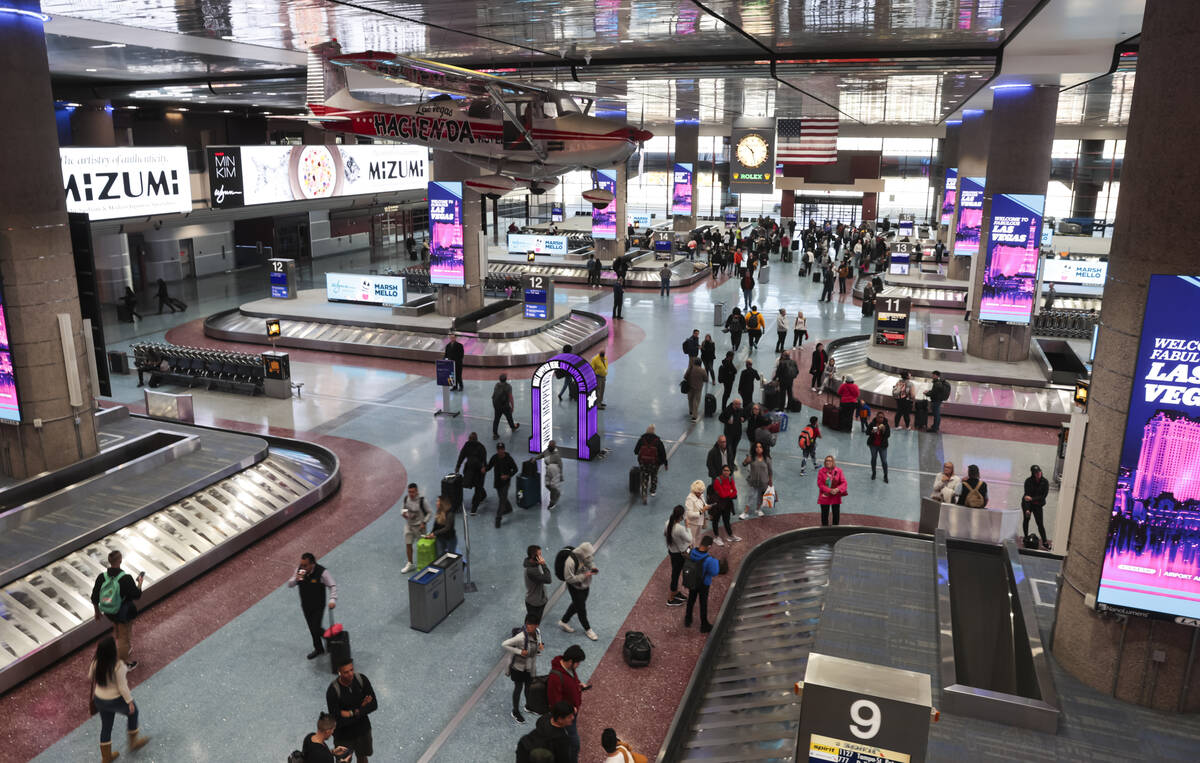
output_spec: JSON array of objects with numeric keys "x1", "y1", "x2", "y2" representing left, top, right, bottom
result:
[
  {"x1": 324, "y1": 615, "x2": 351, "y2": 675},
  {"x1": 812, "y1": 271, "x2": 822, "y2": 284},
  {"x1": 516, "y1": 473, "x2": 540, "y2": 508},
  {"x1": 914, "y1": 399, "x2": 930, "y2": 429},
  {"x1": 441, "y1": 473, "x2": 464, "y2": 513},
  {"x1": 521, "y1": 459, "x2": 538, "y2": 478},
  {"x1": 787, "y1": 398, "x2": 803, "y2": 413},
  {"x1": 822, "y1": 402, "x2": 841, "y2": 431},
  {"x1": 762, "y1": 382, "x2": 783, "y2": 411},
  {"x1": 629, "y1": 466, "x2": 641, "y2": 495},
  {"x1": 704, "y1": 393, "x2": 717, "y2": 418}
]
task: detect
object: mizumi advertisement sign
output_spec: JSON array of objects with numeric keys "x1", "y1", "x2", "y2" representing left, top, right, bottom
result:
[{"x1": 61, "y1": 147, "x2": 191, "y2": 220}]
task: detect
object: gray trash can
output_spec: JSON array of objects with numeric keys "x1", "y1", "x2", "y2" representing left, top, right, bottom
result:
[
  {"x1": 408, "y1": 566, "x2": 447, "y2": 632},
  {"x1": 713, "y1": 302, "x2": 726, "y2": 326},
  {"x1": 434, "y1": 552, "x2": 464, "y2": 613},
  {"x1": 758, "y1": 265, "x2": 770, "y2": 283}
]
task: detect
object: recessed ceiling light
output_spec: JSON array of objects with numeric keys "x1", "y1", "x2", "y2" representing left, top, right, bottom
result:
[
  {"x1": 987, "y1": 27, "x2": 1004, "y2": 32},
  {"x1": 221, "y1": 109, "x2": 233, "y2": 113},
  {"x1": 85, "y1": 68, "x2": 97, "y2": 72},
  {"x1": 175, "y1": 107, "x2": 189, "y2": 112},
  {"x1": 90, "y1": 43, "x2": 126, "y2": 49}
]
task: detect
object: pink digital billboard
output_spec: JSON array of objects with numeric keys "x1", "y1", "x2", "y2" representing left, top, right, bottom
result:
[{"x1": 0, "y1": 286, "x2": 19, "y2": 423}]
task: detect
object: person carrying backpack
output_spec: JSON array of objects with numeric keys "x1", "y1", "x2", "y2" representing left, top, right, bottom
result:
[
  {"x1": 325, "y1": 659, "x2": 378, "y2": 763},
  {"x1": 90, "y1": 550, "x2": 145, "y2": 669},
  {"x1": 557, "y1": 543, "x2": 599, "y2": 641},
  {"x1": 925, "y1": 371, "x2": 951, "y2": 433},
  {"x1": 958, "y1": 464, "x2": 988, "y2": 508},
  {"x1": 633, "y1": 426, "x2": 668, "y2": 505},
  {"x1": 547, "y1": 645, "x2": 590, "y2": 762},
  {"x1": 724, "y1": 308, "x2": 745, "y2": 353},
  {"x1": 745, "y1": 307, "x2": 764, "y2": 350},
  {"x1": 503, "y1": 614, "x2": 545, "y2": 725},
  {"x1": 516, "y1": 701, "x2": 575, "y2": 763},
  {"x1": 796, "y1": 417, "x2": 821, "y2": 475},
  {"x1": 682, "y1": 536, "x2": 721, "y2": 633},
  {"x1": 400, "y1": 483, "x2": 432, "y2": 573},
  {"x1": 492, "y1": 373, "x2": 521, "y2": 439},
  {"x1": 740, "y1": 271, "x2": 755, "y2": 310}
]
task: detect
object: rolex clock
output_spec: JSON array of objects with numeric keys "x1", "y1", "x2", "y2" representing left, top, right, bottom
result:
[{"x1": 736, "y1": 133, "x2": 770, "y2": 168}]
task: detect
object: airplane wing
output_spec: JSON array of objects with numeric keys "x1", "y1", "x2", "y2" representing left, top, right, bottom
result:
[{"x1": 329, "y1": 51, "x2": 554, "y2": 101}]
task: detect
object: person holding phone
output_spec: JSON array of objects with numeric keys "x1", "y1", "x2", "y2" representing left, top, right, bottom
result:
[
  {"x1": 90, "y1": 550, "x2": 145, "y2": 670},
  {"x1": 303, "y1": 712, "x2": 352, "y2": 763}
]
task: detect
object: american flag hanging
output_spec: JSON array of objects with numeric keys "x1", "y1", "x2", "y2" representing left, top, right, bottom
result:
[{"x1": 776, "y1": 118, "x2": 838, "y2": 165}]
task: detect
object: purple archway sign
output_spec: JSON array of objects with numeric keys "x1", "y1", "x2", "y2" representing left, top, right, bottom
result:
[{"x1": 529, "y1": 353, "x2": 601, "y2": 460}]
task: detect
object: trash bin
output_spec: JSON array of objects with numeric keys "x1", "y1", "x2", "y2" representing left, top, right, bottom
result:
[
  {"x1": 408, "y1": 566, "x2": 447, "y2": 632},
  {"x1": 758, "y1": 266, "x2": 770, "y2": 284},
  {"x1": 713, "y1": 302, "x2": 726, "y2": 326},
  {"x1": 108, "y1": 351, "x2": 130, "y2": 375},
  {"x1": 434, "y1": 552, "x2": 464, "y2": 613}
]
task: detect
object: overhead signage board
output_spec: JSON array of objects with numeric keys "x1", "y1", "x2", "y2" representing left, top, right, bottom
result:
[
  {"x1": 724, "y1": 206, "x2": 739, "y2": 228},
  {"x1": 672, "y1": 162, "x2": 693, "y2": 215},
  {"x1": 326, "y1": 272, "x2": 407, "y2": 307},
  {"x1": 206, "y1": 144, "x2": 428, "y2": 209},
  {"x1": 61, "y1": 146, "x2": 191, "y2": 221},
  {"x1": 730, "y1": 120, "x2": 777, "y2": 195},
  {"x1": 591, "y1": 169, "x2": 617, "y2": 240},
  {"x1": 940, "y1": 169, "x2": 957, "y2": 226},
  {"x1": 874, "y1": 296, "x2": 912, "y2": 347},
  {"x1": 953, "y1": 176, "x2": 985, "y2": 256},
  {"x1": 507, "y1": 234, "x2": 569, "y2": 256},
  {"x1": 550, "y1": 203, "x2": 564, "y2": 222},
  {"x1": 979, "y1": 193, "x2": 1043, "y2": 324},
  {"x1": 428, "y1": 181, "x2": 465, "y2": 286},
  {"x1": 889, "y1": 241, "x2": 913, "y2": 276},
  {"x1": 0, "y1": 284, "x2": 21, "y2": 423},
  {"x1": 898, "y1": 215, "x2": 914, "y2": 237},
  {"x1": 268, "y1": 258, "x2": 297, "y2": 299},
  {"x1": 1097, "y1": 275, "x2": 1200, "y2": 621},
  {"x1": 1041, "y1": 259, "x2": 1108, "y2": 288},
  {"x1": 522, "y1": 274, "x2": 554, "y2": 320}
]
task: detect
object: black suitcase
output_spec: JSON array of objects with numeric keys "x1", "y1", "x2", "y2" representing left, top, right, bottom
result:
[
  {"x1": 521, "y1": 459, "x2": 538, "y2": 478},
  {"x1": 622, "y1": 631, "x2": 653, "y2": 668},
  {"x1": 763, "y1": 382, "x2": 783, "y2": 411},
  {"x1": 914, "y1": 399, "x2": 930, "y2": 429},
  {"x1": 325, "y1": 620, "x2": 351, "y2": 674},
  {"x1": 812, "y1": 271, "x2": 822, "y2": 284},
  {"x1": 787, "y1": 398, "x2": 803, "y2": 413},
  {"x1": 862, "y1": 300, "x2": 874, "y2": 317},
  {"x1": 704, "y1": 393, "x2": 717, "y2": 418},
  {"x1": 629, "y1": 466, "x2": 641, "y2": 495},
  {"x1": 822, "y1": 402, "x2": 842, "y2": 431},
  {"x1": 441, "y1": 473, "x2": 463, "y2": 513},
  {"x1": 516, "y1": 473, "x2": 540, "y2": 508}
]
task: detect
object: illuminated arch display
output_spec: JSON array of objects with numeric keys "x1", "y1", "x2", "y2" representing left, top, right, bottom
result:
[{"x1": 529, "y1": 353, "x2": 601, "y2": 460}]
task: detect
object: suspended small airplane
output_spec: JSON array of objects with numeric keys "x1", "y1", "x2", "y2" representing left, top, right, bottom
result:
[{"x1": 299, "y1": 40, "x2": 651, "y2": 197}]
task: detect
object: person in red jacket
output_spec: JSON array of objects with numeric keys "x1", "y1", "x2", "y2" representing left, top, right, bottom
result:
[
  {"x1": 817, "y1": 455, "x2": 848, "y2": 526},
  {"x1": 547, "y1": 645, "x2": 590, "y2": 763},
  {"x1": 836, "y1": 376, "x2": 860, "y2": 432},
  {"x1": 710, "y1": 465, "x2": 742, "y2": 544}
]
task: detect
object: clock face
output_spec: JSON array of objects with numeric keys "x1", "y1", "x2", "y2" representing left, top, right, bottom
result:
[{"x1": 736, "y1": 134, "x2": 769, "y2": 168}]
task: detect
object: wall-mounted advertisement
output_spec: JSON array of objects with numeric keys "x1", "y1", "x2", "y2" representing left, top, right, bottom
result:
[
  {"x1": 508, "y1": 234, "x2": 569, "y2": 256},
  {"x1": 940, "y1": 168, "x2": 958, "y2": 226},
  {"x1": 61, "y1": 146, "x2": 192, "y2": 221},
  {"x1": 326, "y1": 272, "x2": 407, "y2": 307},
  {"x1": 428, "y1": 181, "x2": 465, "y2": 286},
  {"x1": 206, "y1": 144, "x2": 428, "y2": 209},
  {"x1": 1041, "y1": 259, "x2": 1108, "y2": 288},
  {"x1": 591, "y1": 169, "x2": 617, "y2": 240},
  {"x1": 953, "y1": 176, "x2": 985, "y2": 256},
  {"x1": 672, "y1": 162, "x2": 693, "y2": 216},
  {"x1": 978, "y1": 193, "x2": 1043, "y2": 324},
  {"x1": 1097, "y1": 275, "x2": 1200, "y2": 621},
  {"x1": 0, "y1": 285, "x2": 20, "y2": 423}
]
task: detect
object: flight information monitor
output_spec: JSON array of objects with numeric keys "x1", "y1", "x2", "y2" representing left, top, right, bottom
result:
[{"x1": 873, "y1": 296, "x2": 912, "y2": 347}]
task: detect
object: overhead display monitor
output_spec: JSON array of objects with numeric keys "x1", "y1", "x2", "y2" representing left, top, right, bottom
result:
[
  {"x1": 507, "y1": 234, "x2": 569, "y2": 256},
  {"x1": 1041, "y1": 259, "x2": 1108, "y2": 288},
  {"x1": 591, "y1": 169, "x2": 617, "y2": 240},
  {"x1": 522, "y1": 274, "x2": 554, "y2": 320},
  {"x1": 940, "y1": 169, "x2": 958, "y2": 226},
  {"x1": 0, "y1": 284, "x2": 20, "y2": 423},
  {"x1": 428, "y1": 181, "x2": 465, "y2": 286},
  {"x1": 953, "y1": 176, "x2": 985, "y2": 256},
  {"x1": 724, "y1": 206, "x2": 739, "y2": 228},
  {"x1": 730, "y1": 120, "x2": 777, "y2": 195},
  {"x1": 60, "y1": 146, "x2": 192, "y2": 221},
  {"x1": 1097, "y1": 275, "x2": 1200, "y2": 622},
  {"x1": 326, "y1": 273, "x2": 407, "y2": 307},
  {"x1": 207, "y1": 144, "x2": 428, "y2": 209},
  {"x1": 979, "y1": 193, "x2": 1043, "y2": 324},
  {"x1": 672, "y1": 163, "x2": 693, "y2": 215},
  {"x1": 551, "y1": 203, "x2": 564, "y2": 222},
  {"x1": 874, "y1": 296, "x2": 912, "y2": 347}
]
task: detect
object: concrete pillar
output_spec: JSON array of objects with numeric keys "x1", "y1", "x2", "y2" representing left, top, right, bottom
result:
[
  {"x1": 0, "y1": 1, "x2": 98, "y2": 477},
  {"x1": 92, "y1": 230, "x2": 131, "y2": 304},
  {"x1": 431, "y1": 151, "x2": 484, "y2": 316},
  {"x1": 948, "y1": 110, "x2": 990, "y2": 280},
  {"x1": 935, "y1": 122, "x2": 961, "y2": 240},
  {"x1": 964, "y1": 85, "x2": 1057, "y2": 362},
  {"x1": 593, "y1": 164, "x2": 627, "y2": 263},
  {"x1": 69, "y1": 100, "x2": 116, "y2": 147},
  {"x1": 673, "y1": 123, "x2": 699, "y2": 232},
  {"x1": 1053, "y1": 0, "x2": 1200, "y2": 713},
  {"x1": 1071, "y1": 138, "x2": 1106, "y2": 221}
]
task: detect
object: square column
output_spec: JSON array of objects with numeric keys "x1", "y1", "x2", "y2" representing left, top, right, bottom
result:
[
  {"x1": 593, "y1": 164, "x2": 627, "y2": 263},
  {"x1": 431, "y1": 151, "x2": 484, "y2": 317},
  {"x1": 947, "y1": 110, "x2": 990, "y2": 281},
  {"x1": 673, "y1": 123, "x2": 699, "y2": 232}
]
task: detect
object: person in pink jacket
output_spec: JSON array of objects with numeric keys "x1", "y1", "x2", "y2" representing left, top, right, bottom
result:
[{"x1": 817, "y1": 455, "x2": 848, "y2": 526}]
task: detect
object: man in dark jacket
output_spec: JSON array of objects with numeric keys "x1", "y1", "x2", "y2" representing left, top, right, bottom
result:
[
  {"x1": 455, "y1": 432, "x2": 488, "y2": 514},
  {"x1": 547, "y1": 646, "x2": 590, "y2": 763},
  {"x1": 682, "y1": 329, "x2": 700, "y2": 362},
  {"x1": 444, "y1": 333, "x2": 465, "y2": 391},
  {"x1": 524, "y1": 545, "x2": 552, "y2": 622},
  {"x1": 516, "y1": 701, "x2": 575, "y2": 763},
  {"x1": 684, "y1": 536, "x2": 722, "y2": 633},
  {"x1": 492, "y1": 373, "x2": 521, "y2": 439},
  {"x1": 737, "y1": 359, "x2": 760, "y2": 406},
  {"x1": 286, "y1": 552, "x2": 338, "y2": 660},
  {"x1": 1022, "y1": 465, "x2": 1052, "y2": 550},
  {"x1": 706, "y1": 436, "x2": 729, "y2": 481},
  {"x1": 90, "y1": 549, "x2": 145, "y2": 668},
  {"x1": 717, "y1": 351, "x2": 738, "y2": 409},
  {"x1": 718, "y1": 400, "x2": 748, "y2": 471},
  {"x1": 326, "y1": 658, "x2": 378, "y2": 763},
  {"x1": 633, "y1": 425, "x2": 668, "y2": 505},
  {"x1": 611, "y1": 278, "x2": 624, "y2": 320},
  {"x1": 486, "y1": 443, "x2": 519, "y2": 527},
  {"x1": 773, "y1": 352, "x2": 799, "y2": 409}
]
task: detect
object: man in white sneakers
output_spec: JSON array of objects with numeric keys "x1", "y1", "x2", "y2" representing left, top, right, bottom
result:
[{"x1": 400, "y1": 483, "x2": 431, "y2": 573}]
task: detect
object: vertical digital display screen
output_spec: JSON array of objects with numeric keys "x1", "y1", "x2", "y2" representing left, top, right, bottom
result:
[
  {"x1": 978, "y1": 193, "x2": 1043, "y2": 324},
  {"x1": 672, "y1": 162, "x2": 693, "y2": 215},
  {"x1": 428, "y1": 181, "x2": 465, "y2": 286},
  {"x1": 269, "y1": 270, "x2": 288, "y2": 299},
  {"x1": 0, "y1": 286, "x2": 20, "y2": 423},
  {"x1": 524, "y1": 289, "x2": 548, "y2": 319},
  {"x1": 953, "y1": 175, "x2": 985, "y2": 256},
  {"x1": 1098, "y1": 275, "x2": 1200, "y2": 620},
  {"x1": 551, "y1": 203, "x2": 564, "y2": 222},
  {"x1": 591, "y1": 170, "x2": 617, "y2": 240},
  {"x1": 941, "y1": 168, "x2": 958, "y2": 225}
]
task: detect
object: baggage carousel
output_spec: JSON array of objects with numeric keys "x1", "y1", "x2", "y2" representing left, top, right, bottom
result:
[
  {"x1": 0, "y1": 407, "x2": 339, "y2": 693},
  {"x1": 853, "y1": 277, "x2": 967, "y2": 309}
]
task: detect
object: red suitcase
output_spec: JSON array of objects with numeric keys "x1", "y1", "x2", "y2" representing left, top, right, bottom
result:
[{"x1": 822, "y1": 402, "x2": 842, "y2": 431}]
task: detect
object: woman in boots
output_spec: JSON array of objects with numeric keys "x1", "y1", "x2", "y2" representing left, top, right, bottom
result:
[{"x1": 89, "y1": 635, "x2": 149, "y2": 761}]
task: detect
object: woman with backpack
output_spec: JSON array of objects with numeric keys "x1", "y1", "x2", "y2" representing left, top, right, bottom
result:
[
  {"x1": 557, "y1": 542, "x2": 599, "y2": 641},
  {"x1": 89, "y1": 635, "x2": 149, "y2": 762},
  {"x1": 503, "y1": 613, "x2": 545, "y2": 724},
  {"x1": 817, "y1": 455, "x2": 848, "y2": 526},
  {"x1": 958, "y1": 464, "x2": 989, "y2": 508},
  {"x1": 664, "y1": 505, "x2": 692, "y2": 607},
  {"x1": 724, "y1": 308, "x2": 745, "y2": 352},
  {"x1": 866, "y1": 412, "x2": 891, "y2": 483},
  {"x1": 739, "y1": 441, "x2": 773, "y2": 520}
]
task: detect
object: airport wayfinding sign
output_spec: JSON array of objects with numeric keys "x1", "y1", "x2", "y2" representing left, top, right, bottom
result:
[{"x1": 61, "y1": 146, "x2": 191, "y2": 220}]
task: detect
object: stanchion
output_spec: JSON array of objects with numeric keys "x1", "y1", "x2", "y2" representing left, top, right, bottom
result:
[{"x1": 460, "y1": 502, "x2": 477, "y2": 593}]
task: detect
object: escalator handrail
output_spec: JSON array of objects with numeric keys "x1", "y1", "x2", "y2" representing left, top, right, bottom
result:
[{"x1": 655, "y1": 525, "x2": 927, "y2": 763}]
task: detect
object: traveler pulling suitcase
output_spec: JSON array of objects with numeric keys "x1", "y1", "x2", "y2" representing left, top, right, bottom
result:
[
  {"x1": 324, "y1": 612, "x2": 351, "y2": 675},
  {"x1": 704, "y1": 393, "x2": 717, "y2": 418},
  {"x1": 914, "y1": 399, "x2": 930, "y2": 429},
  {"x1": 516, "y1": 473, "x2": 540, "y2": 508},
  {"x1": 629, "y1": 466, "x2": 641, "y2": 495}
]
